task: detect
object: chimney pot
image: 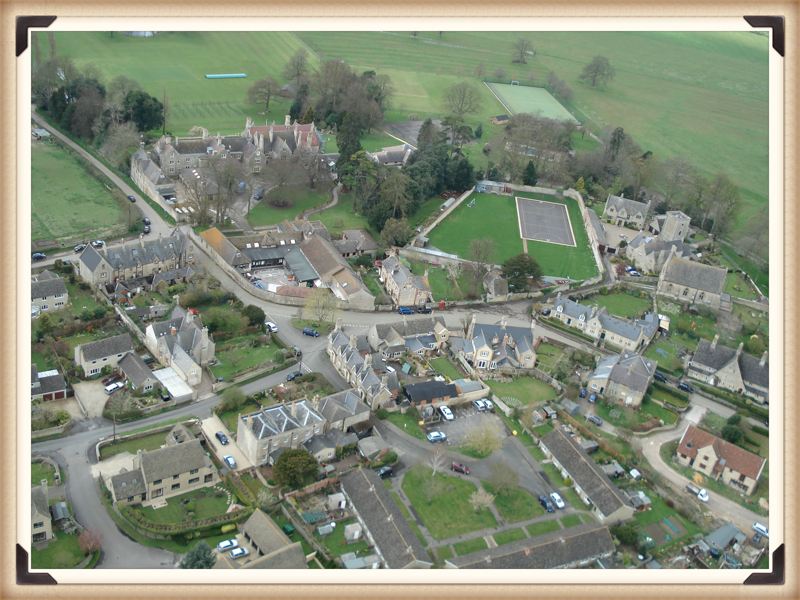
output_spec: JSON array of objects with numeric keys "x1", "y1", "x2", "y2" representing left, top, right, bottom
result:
[{"x1": 760, "y1": 351, "x2": 768, "y2": 367}]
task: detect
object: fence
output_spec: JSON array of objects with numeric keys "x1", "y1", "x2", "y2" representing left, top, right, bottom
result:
[
  {"x1": 32, "y1": 421, "x2": 72, "y2": 440},
  {"x1": 419, "y1": 187, "x2": 475, "y2": 238},
  {"x1": 563, "y1": 188, "x2": 606, "y2": 280},
  {"x1": 114, "y1": 305, "x2": 148, "y2": 346}
]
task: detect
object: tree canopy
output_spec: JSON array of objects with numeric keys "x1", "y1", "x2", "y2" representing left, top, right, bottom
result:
[
  {"x1": 579, "y1": 56, "x2": 615, "y2": 88},
  {"x1": 273, "y1": 448, "x2": 319, "y2": 490},
  {"x1": 502, "y1": 253, "x2": 542, "y2": 291},
  {"x1": 180, "y1": 542, "x2": 216, "y2": 569}
]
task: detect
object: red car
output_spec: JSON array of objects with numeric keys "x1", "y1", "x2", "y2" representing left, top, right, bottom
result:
[{"x1": 451, "y1": 462, "x2": 470, "y2": 475}]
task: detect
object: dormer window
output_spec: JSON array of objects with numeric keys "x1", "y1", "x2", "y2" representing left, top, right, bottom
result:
[{"x1": 556, "y1": 306, "x2": 563, "y2": 313}]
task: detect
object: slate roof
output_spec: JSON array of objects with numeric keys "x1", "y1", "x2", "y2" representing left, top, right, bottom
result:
[
  {"x1": 99, "y1": 233, "x2": 187, "y2": 272},
  {"x1": 542, "y1": 428, "x2": 631, "y2": 518},
  {"x1": 448, "y1": 523, "x2": 614, "y2": 569},
  {"x1": 608, "y1": 353, "x2": 656, "y2": 394},
  {"x1": 78, "y1": 333, "x2": 134, "y2": 362},
  {"x1": 739, "y1": 351, "x2": 769, "y2": 388},
  {"x1": 382, "y1": 255, "x2": 429, "y2": 292},
  {"x1": 215, "y1": 509, "x2": 307, "y2": 569},
  {"x1": 660, "y1": 255, "x2": 727, "y2": 295},
  {"x1": 372, "y1": 317, "x2": 446, "y2": 342},
  {"x1": 597, "y1": 311, "x2": 643, "y2": 342},
  {"x1": 31, "y1": 365, "x2": 67, "y2": 396},
  {"x1": 316, "y1": 390, "x2": 369, "y2": 423},
  {"x1": 139, "y1": 439, "x2": 212, "y2": 483},
  {"x1": 31, "y1": 272, "x2": 67, "y2": 300},
  {"x1": 31, "y1": 486, "x2": 49, "y2": 517},
  {"x1": 704, "y1": 523, "x2": 746, "y2": 551},
  {"x1": 243, "y1": 401, "x2": 325, "y2": 440},
  {"x1": 79, "y1": 245, "x2": 105, "y2": 271},
  {"x1": 283, "y1": 246, "x2": 319, "y2": 282},
  {"x1": 586, "y1": 209, "x2": 607, "y2": 245},
  {"x1": 604, "y1": 194, "x2": 650, "y2": 218},
  {"x1": 404, "y1": 380, "x2": 457, "y2": 403},
  {"x1": 341, "y1": 468, "x2": 431, "y2": 568},
  {"x1": 118, "y1": 352, "x2": 155, "y2": 388},
  {"x1": 677, "y1": 425, "x2": 766, "y2": 481},
  {"x1": 342, "y1": 229, "x2": 378, "y2": 252},
  {"x1": 109, "y1": 468, "x2": 147, "y2": 500},
  {"x1": 690, "y1": 339, "x2": 768, "y2": 390}
]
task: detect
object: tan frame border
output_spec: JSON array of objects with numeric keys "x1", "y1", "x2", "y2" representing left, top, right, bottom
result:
[{"x1": 1, "y1": 2, "x2": 797, "y2": 598}]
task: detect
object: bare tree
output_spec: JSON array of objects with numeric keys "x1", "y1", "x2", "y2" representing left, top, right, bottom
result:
[
  {"x1": 465, "y1": 238, "x2": 495, "y2": 298},
  {"x1": 99, "y1": 122, "x2": 140, "y2": 168},
  {"x1": 283, "y1": 49, "x2": 309, "y2": 86},
  {"x1": 78, "y1": 530, "x2": 102, "y2": 554},
  {"x1": 267, "y1": 155, "x2": 304, "y2": 191},
  {"x1": 428, "y1": 446, "x2": 446, "y2": 477},
  {"x1": 579, "y1": 56, "x2": 615, "y2": 88},
  {"x1": 444, "y1": 82, "x2": 482, "y2": 118},
  {"x1": 207, "y1": 153, "x2": 244, "y2": 225},
  {"x1": 469, "y1": 488, "x2": 495, "y2": 512},
  {"x1": 463, "y1": 420, "x2": 504, "y2": 456},
  {"x1": 487, "y1": 463, "x2": 518, "y2": 495},
  {"x1": 513, "y1": 38, "x2": 533, "y2": 64},
  {"x1": 303, "y1": 287, "x2": 338, "y2": 325},
  {"x1": 247, "y1": 77, "x2": 279, "y2": 114}
]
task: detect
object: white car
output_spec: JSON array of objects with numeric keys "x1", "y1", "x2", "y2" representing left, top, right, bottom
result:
[
  {"x1": 697, "y1": 488, "x2": 709, "y2": 503},
  {"x1": 426, "y1": 431, "x2": 447, "y2": 443},
  {"x1": 229, "y1": 547, "x2": 249, "y2": 559},
  {"x1": 550, "y1": 492, "x2": 566, "y2": 509},
  {"x1": 385, "y1": 365, "x2": 396, "y2": 373},
  {"x1": 223, "y1": 455, "x2": 237, "y2": 469},
  {"x1": 472, "y1": 399, "x2": 487, "y2": 412},
  {"x1": 483, "y1": 399, "x2": 495, "y2": 412},
  {"x1": 217, "y1": 538, "x2": 238, "y2": 552},
  {"x1": 264, "y1": 321, "x2": 278, "y2": 333},
  {"x1": 439, "y1": 406, "x2": 454, "y2": 421}
]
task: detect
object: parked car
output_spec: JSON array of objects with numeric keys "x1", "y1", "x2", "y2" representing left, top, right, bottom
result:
[
  {"x1": 397, "y1": 306, "x2": 414, "y2": 315},
  {"x1": 142, "y1": 217, "x2": 151, "y2": 225},
  {"x1": 264, "y1": 321, "x2": 279, "y2": 333},
  {"x1": 104, "y1": 381, "x2": 125, "y2": 395},
  {"x1": 538, "y1": 495, "x2": 556, "y2": 513},
  {"x1": 286, "y1": 371, "x2": 303, "y2": 382},
  {"x1": 630, "y1": 270, "x2": 641, "y2": 277},
  {"x1": 472, "y1": 399, "x2": 487, "y2": 412},
  {"x1": 540, "y1": 308, "x2": 551, "y2": 316},
  {"x1": 143, "y1": 225, "x2": 151, "y2": 234},
  {"x1": 217, "y1": 538, "x2": 238, "y2": 551},
  {"x1": 32, "y1": 252, "x2": 47, "y2": 261},
  {"x1": 127, "y1": 194, "x2": 136, "y2": 203},
  {"x1": 223, "y1": 455, "x2": 237, "y2": 470},
  {"x1": 426, "y1": 431, "x2": 447, "y2": 443},
  {"x1": 677, "y1": 381, "x2": 694, "y2": 393},
  {"x1": 229, "y1": 547, "x2": 249, "y2": 559},
  {"x1": 588, "y1": 393, "x2": 597, "y2": 404},
  {"x1": 215, "y1": 432, "x2": 229, "y2": 446},
  {"x1": 753, "y1": 522, "x2": 769, "y2": 538},
  {"x1": 91, "y1": 240, "x2": 105, "y2": 249},
  {"x1": 439, "y1": 406, "x2": 454, "y2": 421},
  {"x1": 385, "y1": 365, "x2": 396, "y2": 373},
  {"x1": 376, "y1": 466, "x2": 394, "y2": 479},
  {"x1": 653, "y1": 372, "x2": 668, "y2": 383},
  {"x1": 587, "y1": 415, "x2": 603, "y2": 426},
  {"x1": 73, "y1": 243, "x2": 87, "y2": 253},
  {"x1": 697, "y1": 488, "x2": 709, "y2": 503},
  {"x1": 578, "y1": 388, "x2": 587, "y2": 398},
  {"x1": 550, "y1": 492, "x2": 566, "y2": 509},
  {"x1": 451, "y1": 462, "x2": 470, "y2": 475},
  {"x1": 482, "y1": 399, "x2": 495, "y2": 412},
  {"x1": 625, "y1": 265, "x2": 635, "y2": 273},
  {"x1": 415, "y1": 305, "x2": 432, "y2": 314},
  {"x1": 302, "y1": 327, "x2": 320, "y2": 337}
]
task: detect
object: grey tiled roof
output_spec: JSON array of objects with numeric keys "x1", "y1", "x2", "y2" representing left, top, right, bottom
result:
[
  {"x1": 554, "y1": 294, "x2": 593, "y2": 320},
  {"x1": 118, "y1": 352, "x2": 154, "y2": 387},
  {"x1": 691, "y1": 339, "x2": 738, "y2": 370},
  {"x1": 382, "y1": 255, "x2": 429, "y2": 291},
  {"x1": 110, "y1": 468, "x2": 147, "y2": 499},
  {"x1": 31, "y1": 273, "x2": 67, "y2": 300},
  {"x1": 316, "y1": 390, "x2": 369, "y2": 423},
  {"x1": 660, "y1": 255, "x2": 727, "y2": 294},
  {"x1": 542, "y1": 428, "x2": 631, "y2": 518},
  {"x1": 609, "y1": 353, "x2": 656, "y2": 394},
  {"x1": 341, "y1": 468, "x2": 431, "y2": 568},
  {"x1": 604, "y1": 194, "x2": 650, "y2": 218},
  {"x1": 739, "y1": 352, "x2": 769, "y2": 388},
  {"x1": 31, "y1": 486, "x2": 49, "y2": 516},
  {"x1": 241, "y1": 509, "x2": 297, "y2": 557},
  {"x1": 704, "y1": 523, "x2": 745, "y2": 551},
  {"x1": 78, "y1": 333, "x2": 134, "y2": 362},
  {"x1": 79, "y1": 245, "x2": 104, "y2": 271},
  {"x1": 101, "y1": 233, "x2": 187, "y2": 272},
  {"x1": 597, "y1": 311, "x2": 642, "y2": 342},
  {"x1": 31, "y1": 365, "x2": 67, "y2": 396},
  {"x1": 404, "y1": 381, "x2": 457, "y2": 403},
  {"x1": 139, "y1": 439, "x2": 212, "y2": 483},
  {"x1": 449, "y1": 523, "x2": 614, "y2": 569}
]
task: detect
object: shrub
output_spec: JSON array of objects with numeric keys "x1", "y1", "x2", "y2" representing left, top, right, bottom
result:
[
  {"x1": 221, "y1": 523, "x2": 236, "y2": 533},
  {"x1": 726, "y1": 414, "x2": 742, "y2": 426},
  {"x1": 751, "y1": 425, "x2": 769, "y2": 436}
]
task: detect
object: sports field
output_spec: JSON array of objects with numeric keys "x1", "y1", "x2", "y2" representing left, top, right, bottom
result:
[
  {"x1": 486, "y1": 83, "x2": 577, "y2": 123},
  {"x1": 427, "y1": 192, "x2": 598, "y2": 280},
  {"x1": 31, "y1": 141, "x2": 127, "y2": 245}
]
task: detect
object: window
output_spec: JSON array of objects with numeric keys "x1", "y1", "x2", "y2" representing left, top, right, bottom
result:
[
  {"x1": 190, "y1": 468, "x2": 199, "y2": 474},
  {"x1": 127, "y1": 496, "x2": 133, "y2": 502},
  {"x1": 477, "y1": 360, "x2": 487, "y2": 369},
  {"x1": 89, "y1": 368, "x2": 99, "y2": 375},
  {"x1": 153, "y1": 488, "x2": 163, "y2": 497},
  {"x1": 204, "y1": 474, "x2": 213, "y2": 482},
  {"x1": 173, "y1": 474, "x2": 179, "y2": 480},
  {"x1": 682, "y1": 288, "x2": 689, "y2": 297},
  {"x1": 34, "y1": 522, "x2": 43, "y2": 529},
  {"x1": 188, "y1": 477, "x2": 199, "y2": 485},
  {"x1": 171, "y1": 483, "x2": 180, "y2": 491},
  {"x1": 739, "y1": 473, "x2": 746, "y2": 482},
  {"x1": 699, "y1": 292, "x2": 705, "y2": 300},
  {"x1": 698, "y1": 463, "x2": 707, "y2": 470},
  {"x1": 41, "y1": 304, "x2": 48, "y2": 310},
  {"x1": 153, "y1": 479, "x2": 162, "y2": 485}
]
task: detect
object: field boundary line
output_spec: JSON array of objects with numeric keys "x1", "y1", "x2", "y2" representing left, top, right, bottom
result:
[
  {"x1": 514, "y1": 196, "x2": 577, "y2": 247},
  {"x1": 381, "y1": 129, "x2": 417, "y2": 150},
  {"x1": 483, "y1": 81, "x2": 514, "y2": 115}
]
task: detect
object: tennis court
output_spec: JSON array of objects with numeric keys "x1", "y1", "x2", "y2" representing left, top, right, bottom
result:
[
  {"x1": 515, "y1": 197, "x2": 576, "y2": 247},
  {"x1": 486, "y1": 83, "x2": 578, "y2": 123}
]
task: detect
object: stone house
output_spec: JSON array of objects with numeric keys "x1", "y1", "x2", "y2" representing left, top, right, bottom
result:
[
  {"x1": 144, "y1": 308, "x2": 215, "y2": 387},
  {"x1": 31, "y1": 270, "x2": 68, "y2": 313},
  {"x1": 647, "y1": 210, "x2": 692, "y2": 242},
  {"x1": 74, "y1": 333, "x2": 135, "y2": 378},
  {"x1": 676, "y1": 425, "x2": 766, "y2": 495},
  {"x1": 243, "y1": 116, "x2": 321, "y2": 159},
  {"x1": 31, "y1": 481, "x2": 53, "y2": 543},
  {"x1": 687, "y1": 335, "x2": 769, "y2": 404},
  {"x1": 130, "y1": 149, "x2": 176, "y2": 204},
  {"x1": 587, "y1": 352, "x2": 656, "y2": 408},
  {"x1": 367, "y1": 144, "x2": 414, "y2": 167},
  {"x1": 118, "y1": 352, "x2": 158, "y2": 393},
  {"x1": 449, "y1": 314, "x2": 536, "y2": 375},
  {"x1": 108, "y1": 438, "x2": 219, "y2": 506},
  {"x1": 656, "y1": 250, "x2": 729, "y2": 311},
  {"x1": 31, "y1": 364, "x2": 68, "y2": 402},
  {"x1": 626, "y1": 235, "x2": 693, "y2": 275},
  {"x1": 366, "y1": 317, "x2": 450, "y2": 359},
  {"x1": 379, "y1": 254, "x2": 433, "y2": 308},
  {"x1": 327, "y1": 328, "x2": 397, "y2": 410},
  {"x1": 602, "y1": 194, "x2": 651, "y2": 229}
]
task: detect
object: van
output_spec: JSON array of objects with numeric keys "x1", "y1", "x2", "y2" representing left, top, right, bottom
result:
[
  {"x1": 104, "y1": 381, "x2": 123, "y2": 395},
  {"x1": 752, "y1": 522, "x2": 769, "y2": 538}
]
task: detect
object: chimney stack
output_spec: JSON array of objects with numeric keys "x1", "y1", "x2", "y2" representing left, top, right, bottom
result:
[
  {"x1": 349, "y1": 334, "x2": 357, "y2": 349},
  {"x1": 467, "y1": 313, "x2": 477, "y2": 340},
  {"x1": 735, "y1": 342, "x2": 744, "y2": 358},
  {"x1": 170, "y1": 326, "x2": 177, "y2": 336},
  {"x1": 500, "y1": 316, "x2": 507, "y2": 330},
  {"x1": 40, "y1": 479, "x2": 48, "y2": 497},
  {"x1": 710, "y1": 334, "x2": 719, "y2": 351},
  {"x1": 760, "y1": 351, "x2": 768, "y2": 367}
]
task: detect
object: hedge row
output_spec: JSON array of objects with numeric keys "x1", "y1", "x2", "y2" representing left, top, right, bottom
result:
[
  {"x1": 693, "y1": 382, "x2": 769, "y2": 419},
  {"x1": 121, "y1": 504, "x2": 252, "y2": 535},
  {"x1": 226, "y1": 473, "x2": 257, "y2": 506}
]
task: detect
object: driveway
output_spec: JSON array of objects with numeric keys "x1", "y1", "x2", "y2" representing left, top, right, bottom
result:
[
  {"x1": 72, "y1": 381, "x2": 111, "y2": 418},
  {"x1": 200, "y1": 415, "x2": 253, "y2": 472}
]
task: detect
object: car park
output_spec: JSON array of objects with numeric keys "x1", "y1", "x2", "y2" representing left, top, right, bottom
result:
[
  {"x1": 376, "y1": 466, "x2": 394, "y2": 479},
  {"x1": 426, "y1": 431, "x2": 447, "y2": 443},
  {"x1": 587, "y1": 415, "x2": 603, "y2": 426},
  {"x1": 653, "y1": 372, "x2": 668, "y2": 383},
  {"x1": 217, "y1": 538, "x2": 238, "y2": 551},
  {"x1": 472, "y1": 399, "x2": 487, "y2": 412},
  {"x1": 286, "y1": 371, "x2": 303, "y2": 382},
  {"x1": 127, "y1": 194, "x2": 136, "y2": 202},
  {"x1": 32, "y1": 252, "x2": 47, "y2": 261},
  {"x1": 677, "y1": 381, "x2": 694, "y2": 393},
  {"x1": 91, "y1": 240, "x2": 105, "y2": 249},
  {"x1": 302, "y1": 327, "x2": 320, "y2": 337},
  {"x1": 264, "y1": 321, "x2": 279, "y2": 333},
  {"x1": 398, "y1": 306, "x2": 414, "y2": 315},
  {"x1": 215, "y1": 431, "x2": 229, "y2": 445},
  {"x1": 73, "y1": 243, "x2": 87, "y2": 253},
  {"x1": 450, "y1": 462, "x2": 470, "y2": 475},
  {"x1": 538, "y1": 495, "x2": 555, "y2": 513},
  {"x1": 223, "y1": 455, "x2": 237, "y2": 469},
  {"x1": 229, "y1": 547, "x2": 249, "y2": 559},
  {"x1": 439, "y1": 406, "x2": 454, "y2": 421},
  {"x1": 550, "y1": 492, "x2": 566, "y2": 509}
]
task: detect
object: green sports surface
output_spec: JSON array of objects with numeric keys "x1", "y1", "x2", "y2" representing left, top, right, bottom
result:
[{"x1": 486, "y1": 83, "x2": 578, "y2": 122}]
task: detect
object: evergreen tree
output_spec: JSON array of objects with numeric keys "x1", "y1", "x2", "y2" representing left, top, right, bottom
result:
[
  {"x1": 522, "y1": 160, "x2": 538, "y2": 186},
  {"x1": 180, "y1": 542, "x2": 215, "y2": 569}
]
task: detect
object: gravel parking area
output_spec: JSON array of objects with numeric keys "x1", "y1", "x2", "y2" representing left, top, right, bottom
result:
[
  {"x1": 424, "y1": 403, "x2": 506, "y2": 446},
  {"x1": 72, "y1": 381, "x2": 111, "y2": 418}
]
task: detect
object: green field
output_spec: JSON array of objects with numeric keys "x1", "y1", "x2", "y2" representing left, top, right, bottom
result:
[
  {"x1": 428, "y1": 192, "x2": 597, "y2": 280},
  {"x1": 487, "y1": 83, "x2": 578, "y2": 122},
  {"x1": 584, "y1": 291, "x2": 652, "y2": 319},
  {"x1": 31, "y1": 141, "x2": 127, "y2": 244},
  {"x1": 247, "y1": 186, "x2": 331, "y2": 227}
]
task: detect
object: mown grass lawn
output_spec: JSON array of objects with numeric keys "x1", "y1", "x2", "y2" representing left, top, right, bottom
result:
[
  {"x1": 493, "y1": 527, "x2": 528, "y2": 546},
  {"x1": 488, "y1": 377, "x2": 557, "y2": 408},
  {"x1": 541, "y1": 462, "x2": 566, "y2": 487},
  {"x1": 401, "y1": 465, "x2": 497, "y2": 540},
  {"x1": 31, "y1": 534, "x2": 87, "y2": 569},
  {"x1": 429, "y1": 357, "x2": 463, "y2": 381},
  {"x1": 483, "y1": 483, "x2": 545, "y2": 523},
  {"x1": 135, "y1": 487, "x2": 230, "y2": 524},
  {"x1": 561, "y1": 487, "x2": 591, "y2": 511},
  {"x1": 533, "y1": 342, "x2": 567, "y2": 375},
  {"x1": 31, "y1": 461, "x2": 58, "y2": 486},
  {"x1": 724, "y1": 271, "x2": 760, "y2": 301},
  {"x1": 210, "y1": 336, "x2": 283, "y2": 381},
  {"x1": 216, "y1": 401, "x2": 262, "y2": 433},
  {"x1": 247, "y1": 185, "x2": 332, "y2": 227},
  {"x1": 408, "y1": 262, "x2": 469, "y2": 302},
  {"x1": 316, "y1": 519, "x2": 371, "y2": 556},
  {"x1": 583, "y1": 291, "x2": 652, "y2": 319},
  {"x1": 559, "y1": 514, "x2": 582, "y2": 528},
  {"x1": 526, "y1": 519, "x2": 561, "y2": 537},
  {"x1": 99, "y1": 430, "x2": 167, "y2": 461},
  {"x1": 314, "y1": 194, "x2": 375, "y2": 238},
  {"x1": 382, "y1": 411, "x2": 426, "y2": 440},
  {"x1": 453, "y1": 537, "x2": 488, "y2": 556}
]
